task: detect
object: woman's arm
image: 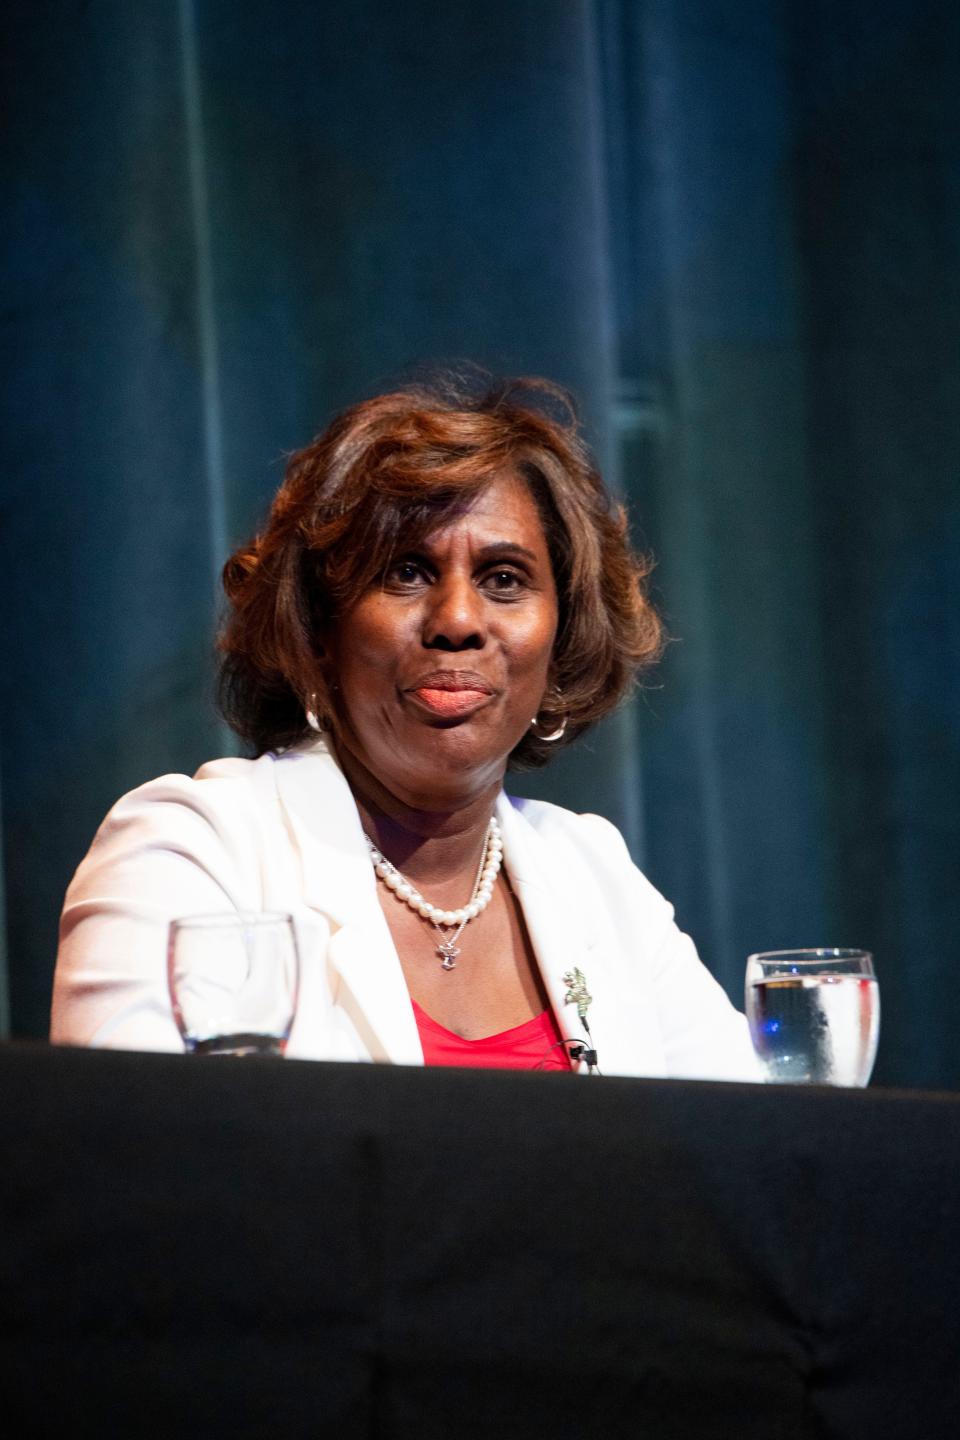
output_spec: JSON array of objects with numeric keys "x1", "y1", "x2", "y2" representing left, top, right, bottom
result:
[{"x1": 52, "y1": 773, "x2": 261, "y2": 1051}]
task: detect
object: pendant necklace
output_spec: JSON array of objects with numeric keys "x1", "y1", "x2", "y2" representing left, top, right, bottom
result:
[{"x1": 364, "y1": 817, "x2": 503, "y2": 969}]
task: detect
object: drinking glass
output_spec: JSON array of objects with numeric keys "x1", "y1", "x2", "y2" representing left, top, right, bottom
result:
[
  {"x1": 168, "y1": 912, "x2": 299, "y2": 1057},
  {"x1": 745, "y1": 949, "x2": 879, "y2": 1086}
]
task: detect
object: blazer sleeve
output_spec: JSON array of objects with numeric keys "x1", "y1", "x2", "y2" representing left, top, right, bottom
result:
[
  {"x1": 642, "y1": 892, "x2": 761, "y2": 1082},
  {"x1": 51, "y1": 773, "x2": 262, "y2": 1052}
]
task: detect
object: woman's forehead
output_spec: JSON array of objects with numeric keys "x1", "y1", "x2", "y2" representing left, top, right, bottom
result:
[{"x1": 405, "y1": 474, "x2": 549, "y2": 554}]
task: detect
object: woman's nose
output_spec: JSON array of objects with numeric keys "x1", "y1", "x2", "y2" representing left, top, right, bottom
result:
[{"x1": 422, "y1": 576, "x2": 486, "y2": 651}]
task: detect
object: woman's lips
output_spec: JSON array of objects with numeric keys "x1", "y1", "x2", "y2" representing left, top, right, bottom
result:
[{"x1": 410, "y1": 686, "x2": 492, "y2": 718}]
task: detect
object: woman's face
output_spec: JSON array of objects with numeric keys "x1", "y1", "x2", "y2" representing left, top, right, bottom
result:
[{"x1": 326, "y1": 473, "x2": 559, "y2": 811}]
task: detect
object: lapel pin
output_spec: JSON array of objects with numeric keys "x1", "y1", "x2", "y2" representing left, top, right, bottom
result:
[{"x1": 562, "y1": 966, "x2": 593, "y2": 1025}]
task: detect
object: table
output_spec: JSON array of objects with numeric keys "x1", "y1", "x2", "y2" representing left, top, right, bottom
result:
[{"x1": 1, "y1": 1045, "x2": 958, "y2": 1438}]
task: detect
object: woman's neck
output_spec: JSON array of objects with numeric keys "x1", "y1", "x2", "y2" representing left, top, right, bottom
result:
[{"x1": 335, "y1": 738, "x2": 501, "y2": 887}]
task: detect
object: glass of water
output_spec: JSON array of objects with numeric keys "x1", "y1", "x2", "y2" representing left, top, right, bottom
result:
[
  {"x1": 745, "y1": 949, "x2": 879, "y2": 1086},
  {"x1": 168, "y1": 912, "x2": 299, "y2": 1057}
]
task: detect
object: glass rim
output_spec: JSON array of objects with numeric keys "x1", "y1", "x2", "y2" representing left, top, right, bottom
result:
[
  {"x1": 747, "y1": 947, "x2": 872, "y2": 964},
  {"x1": 170, "y1": 910, "x2": 294, "y2": 932}
]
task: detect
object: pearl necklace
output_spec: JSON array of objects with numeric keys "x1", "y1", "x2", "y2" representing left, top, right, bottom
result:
[{"x1": 364, "y1": 818, "x2": 503, "y2": 970}]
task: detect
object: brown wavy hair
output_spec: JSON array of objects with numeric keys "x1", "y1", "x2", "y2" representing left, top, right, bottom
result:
[{"x1": 218, "y1": 374, "x2": 663, "y2": 768}]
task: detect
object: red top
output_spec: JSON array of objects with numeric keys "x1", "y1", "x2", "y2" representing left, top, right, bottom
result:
[{"x1": 412, "y1": 1000, "x2": 574, "y2": 1071}]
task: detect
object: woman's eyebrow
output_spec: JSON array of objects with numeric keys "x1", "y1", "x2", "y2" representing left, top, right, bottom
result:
[
  {"x1": 471, "y1": 542, "x2": 539, "y2": 563},
  {"x1": 411, "y1": 536, "x2": 541, "y2": 564}
]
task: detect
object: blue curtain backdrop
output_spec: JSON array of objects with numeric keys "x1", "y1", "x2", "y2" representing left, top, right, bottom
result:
[{"x1": 2, "y1": 0, "x2": 958, "y2": 1087}]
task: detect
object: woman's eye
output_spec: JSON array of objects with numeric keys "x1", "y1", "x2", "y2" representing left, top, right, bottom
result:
[
  {"x1": 386, "y1": 559, "x2": 427, "y2": 586},
  {"x1": 485, "y1": 568, "x2": 525, "y2": 594}
]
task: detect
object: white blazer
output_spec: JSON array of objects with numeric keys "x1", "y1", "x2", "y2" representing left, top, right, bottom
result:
[{"x1": 52, "y1": 738, "x2": 759, "y2": 1081}]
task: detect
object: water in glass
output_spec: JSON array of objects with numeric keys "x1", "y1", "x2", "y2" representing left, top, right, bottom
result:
[{"x1": 746, "y1": 949, "x2": 879, "y2": 1086}]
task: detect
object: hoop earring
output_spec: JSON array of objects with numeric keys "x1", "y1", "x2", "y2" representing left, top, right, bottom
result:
[
  {"x1": 305, "y1": 695, "x2": 323, "y2": 733},
  {"x1": 530, "y1": 713, "x2": 567, "y2": 743}
]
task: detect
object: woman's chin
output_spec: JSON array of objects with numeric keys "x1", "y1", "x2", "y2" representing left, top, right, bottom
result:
[
  {"x1": 384, "y1": 729, "x2": 516, "y2": 809},
  {"x1": 400, "y1": 730, "x2": 510, "y2": 800}
]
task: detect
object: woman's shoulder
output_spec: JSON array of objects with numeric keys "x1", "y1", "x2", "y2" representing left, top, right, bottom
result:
[
  {"x1": 105, "y1": 750, "x2": 274, "y2": 811},
  {"x1": 502, "y1": 792, "x2": 671, "y2": 916},
  {"x1": 63, "y1": 752, "x2": 307, "y2": 923},
  {"x1": 82, "y1": 751, "x2": 285, "y2": 860},
  {"x1": 86, "y1": 741, "x2": 347, "y2": 854},
  {"x1": 504, "y1": 792, "x2": 633, "y2": 863}
]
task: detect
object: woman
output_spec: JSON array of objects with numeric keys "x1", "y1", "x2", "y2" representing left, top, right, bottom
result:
[{"x1": 52, "y1": 376, "x2": 757, "y2": 1079}]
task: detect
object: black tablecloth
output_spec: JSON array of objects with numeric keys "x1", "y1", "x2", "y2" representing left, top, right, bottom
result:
[{"x1": 1, "y1": 1045, "x2": 958, "y2": 1438}]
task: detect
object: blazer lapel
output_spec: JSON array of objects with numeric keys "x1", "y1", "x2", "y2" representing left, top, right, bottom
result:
[
  {"x1": 273, "y1": 741, "x2": 423, "y2": 1065},
  {"x1": 498, "y1": 794, "x2": 664, "y2": 1077},
  {"x1": 496, "y1": 794, "x2": 600, "y2": 1070}
]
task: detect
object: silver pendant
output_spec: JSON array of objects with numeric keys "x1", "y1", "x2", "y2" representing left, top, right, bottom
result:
[{"x1": 437, "y1": 941, "x2": 459, "y2": 970}]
